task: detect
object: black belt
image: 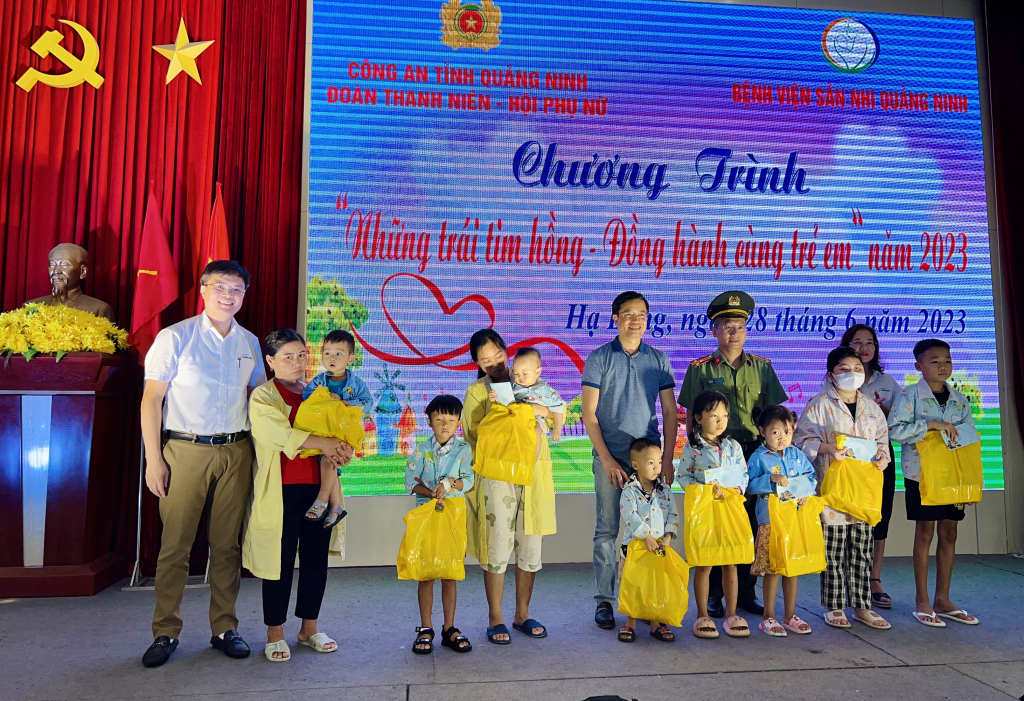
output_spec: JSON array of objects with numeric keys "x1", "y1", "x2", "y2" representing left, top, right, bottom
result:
[{"x1": 164, "y1": 430, "x2": 250, "y2": 445}]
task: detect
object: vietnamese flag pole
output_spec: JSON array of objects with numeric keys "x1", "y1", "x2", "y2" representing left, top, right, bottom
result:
[
  {"x1": 130, "y1": 184, "x2": 179, "y2": 364},
  {"x1": 196, "y1": 182, "x2": 232, "y2": 314}
]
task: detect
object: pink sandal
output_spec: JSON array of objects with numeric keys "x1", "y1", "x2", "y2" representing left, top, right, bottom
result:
[
  {"x1": 783, "y1": 615, "x2": 812, "y2": 634},
  {"x1": 759, "y1": 618, "x2": 787, "y2": 637}
]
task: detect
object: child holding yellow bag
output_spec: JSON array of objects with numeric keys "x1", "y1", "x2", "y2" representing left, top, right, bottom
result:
[
  {"x1": 402, "y1": 395, "x2": 475, "y2": 655},
  {"x1": 677, "y1": 390, "x2": 750, "y2": 640},
  {"x1": 617, "y1": 437, "x2": 681, "y2": 643},
  {"x1": 889, "y1": 339, "x2": 980, "y2": 627},
  {"x1": 746, "y1": 405, "x2": 818, "y2": 637},
  {"x1": 794, "y1": 346, "x2": 891, "y2": 631},
  {"x1": 301, "y1": 330, "x2": 372, "y2": 527}
]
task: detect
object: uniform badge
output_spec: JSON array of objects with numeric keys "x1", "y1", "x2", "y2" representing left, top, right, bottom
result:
[
  {"x1": 710, "y1": 377, "x2": 725, "y2": 384},
  {"x1": 440, "y1": 0, "x2": 502, "y2": 51},
  {"x1": 728, "y1": 295, "x2": 740, "y2": 306}
]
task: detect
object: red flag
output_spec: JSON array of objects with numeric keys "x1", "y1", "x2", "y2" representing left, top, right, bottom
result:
[
  {"x1": 131, "y1": 187, "x2": 179, "y2": 363},
  {"x1": 197, "y1": 182, "x2": 231, "y2": 314}
]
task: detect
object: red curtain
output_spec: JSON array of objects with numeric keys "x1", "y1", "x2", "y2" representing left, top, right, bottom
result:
[{"x1": 0, "y1": 0, "x2": 306, "y2": 574}]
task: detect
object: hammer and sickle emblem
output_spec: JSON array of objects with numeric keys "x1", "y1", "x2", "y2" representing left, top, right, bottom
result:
[{"x1": 15, "y1": 19, "x2": 104, "y2": 92}]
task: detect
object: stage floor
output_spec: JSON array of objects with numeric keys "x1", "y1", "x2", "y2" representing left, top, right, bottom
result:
[{"x1": 1, "y1": 556, "x2": 1021, "y2": 701}]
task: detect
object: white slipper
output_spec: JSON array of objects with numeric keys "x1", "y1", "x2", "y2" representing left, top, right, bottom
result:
[
  {"x1": 264, "y1": 639, "x2": 291, "y2": 662},
  {"x1": 299, "y1": 632, "x2": 338, "y2": 653},
  {"x1": 912, "y1": 611, "x2": 946, "y2": 628},
  {"x1": 936, "y1": 609, "x2": 979, "y2": 625},
  {"x1": 853, "y1": 611, "x2": 891, "y2": 630}
]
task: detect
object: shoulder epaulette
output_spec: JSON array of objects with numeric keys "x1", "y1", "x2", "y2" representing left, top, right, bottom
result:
[
  {"x1": 690, "y1": 354, "x2": 713, "y2": 366},
  {"x1": 748, "y1": 353, "x2": 772, "y2": 364}
]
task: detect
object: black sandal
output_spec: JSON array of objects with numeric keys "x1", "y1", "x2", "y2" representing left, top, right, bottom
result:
[
  {"x1": 441, "y1": 626, "x2": 472, "y2": 653},
  {"x1": 870, "y1": 578, "x2": 892, "y2": 609},
  {"x1": 617, "y1": 627, "x2": 636, "y2": 643},
  {"x1": 650, "y1": 624, "x2": 675, "y2": 642},
  {"x1": 324, "y1": 507, "x2": 347, "y2": 529},
  {"x1": 412, "y1": 627, "x2": 434, "y2": 655}
]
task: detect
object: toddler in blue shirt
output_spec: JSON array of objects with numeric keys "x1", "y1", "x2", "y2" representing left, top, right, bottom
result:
[
  {"x1": 746, "y1": 405, "x2": 817, "y2": 637},
  {"x1": 301, "y1": 330, "x2": 372, "y2": 526}
]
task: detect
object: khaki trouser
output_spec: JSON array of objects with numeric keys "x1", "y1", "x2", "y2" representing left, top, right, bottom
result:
[{"x1": 152, "y1": 438, "x2": 255, "y2": 639}]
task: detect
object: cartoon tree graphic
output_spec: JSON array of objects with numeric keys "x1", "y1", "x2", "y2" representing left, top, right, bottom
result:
[{"x1": 305, "y1": 276, "x2": 369, "y2": 379}]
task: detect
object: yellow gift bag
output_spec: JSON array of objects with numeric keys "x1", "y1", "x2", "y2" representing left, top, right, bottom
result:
[
  {"x1": 397, "y1": 497, "x2": 467, "y2": 581},
  {"x1": 768, "y1": 495, "x2": 826, "y2": 577},
  {"x1": 916, "y1": 432, "x2": 983, "y2": 505},
  {"x1": 683, "y1": 485, "x2": 754, "y2": 567},
  {"x1": 819, "y1": 457, "x2": 883, "y2": 526},
  {"x1": 617, "y1": 538, "x2": 690, "y2": 627},
  {"x1": 293, "y1": 385, "x2": 365, "y2": 457},
  {"x1": 472, "y1": 402, "x2": 537, "y2": 485}
]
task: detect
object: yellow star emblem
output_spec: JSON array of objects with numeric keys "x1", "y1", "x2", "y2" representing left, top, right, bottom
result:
[{"x1": 153, "y1": 18, "x2": 214, "y2": 85}]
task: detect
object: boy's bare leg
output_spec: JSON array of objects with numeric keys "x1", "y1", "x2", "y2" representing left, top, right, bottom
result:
[
  {"x1": 483, "y1": 571, "x2": 508, "y2": 640},
  {"x1": 694, "y1": 566, "x2": 711, "y2": 618},
  {"x1": 913, "y1": 521, "x2": 936, "y2": 615},
  {"x1": 512, "y1": 566, "x2": 542, "y2": 634},
  {"x1": 932, "y1": 520, "x2": 970, "y2": 619},
  {"x1": 313, "y1": 459, "x2": 335, "y2": 509},
  {"x1": 441, "y1": 579, "x2": 457, "y2": 630},
  {"x1": 551, "y1": 411, "x2": 564, "y2": 441},
  {"x1": 722, "y1": 565, "x2": 738, "y2": 618},
  {"x1": 418, "y1": 580, "x2": 435, "y2": 629}
]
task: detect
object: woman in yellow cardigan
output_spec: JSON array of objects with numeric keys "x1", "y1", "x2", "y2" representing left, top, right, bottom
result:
[
  {"x1": 463, "y1": 329, "x2": 557, "y2": 644},
  {"x1": 243, "y1": 329, "x2": 353, "y2": 662}
]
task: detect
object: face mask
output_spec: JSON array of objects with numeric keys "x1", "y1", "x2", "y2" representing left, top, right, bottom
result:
[{"x1": 833, "y1": 371, "x2": 865, "y2": 391}]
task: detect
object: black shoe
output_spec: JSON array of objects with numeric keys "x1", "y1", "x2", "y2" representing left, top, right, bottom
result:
[
  {"x1": 706, "y1": 596, "x2": 725, "y2": 619},
  {"x1": 738, "y1": 596, "x2": 765, "y2": 616},
  {"x1": 142, "y1": 636, "x2": 178, "y2": 668},
  {"x1": 210, "y1": 629, "x2": 251, "y2": 659},
  {"x1": 595, "y1": 601, "x2": 616, "y2": 630}
]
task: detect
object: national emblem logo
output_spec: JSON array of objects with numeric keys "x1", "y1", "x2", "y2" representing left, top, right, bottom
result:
[{"x1": 440, "y1": 0, "x2": 501, "y2": 51}]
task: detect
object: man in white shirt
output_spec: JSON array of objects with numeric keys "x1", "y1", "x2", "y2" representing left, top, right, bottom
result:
[{"x1": 140, "y1": 261, "x2": 266, "y2": 668}]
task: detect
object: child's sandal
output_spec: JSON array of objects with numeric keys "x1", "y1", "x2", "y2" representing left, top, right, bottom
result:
[
  {"x1": 783, "y1": 615, "x2": 812, "y2": 635},
  {"x1": 305, "y1": 500, "x2": 328, "y2": 521},
  {"x1": 724, "y1": 615, "x2": 750, "y2": 638},
  {"x1": 759, "y1": 618, "x2": 787, "y2": 637},
  {"x1": 649, "y1": 625, "x2": 675, "y2": 642},
  {"x1": 412, "y1": 627, "x2": 434, "y2": 655},
  {"x1": 617, "y1": 627, "x2": 636, "y2": 643},
  {"x1": 693, "y1": 617, "x2": 719, "y2": 639},
  {"x1": 440, "y1": 626, "x2": 472, "y2": 653},
  {"x1": 324, "y1": 506, "x2": 347, "y2": 529}
]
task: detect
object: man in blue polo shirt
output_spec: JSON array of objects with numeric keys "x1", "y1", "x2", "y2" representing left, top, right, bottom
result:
[{"x1": 581, "y1": 291, "x2": 677, "y2": 631}]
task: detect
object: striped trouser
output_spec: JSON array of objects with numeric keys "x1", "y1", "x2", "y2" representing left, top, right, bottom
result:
[{"x1": 821, "y1": 522, "x2": 874, "y2": 611}]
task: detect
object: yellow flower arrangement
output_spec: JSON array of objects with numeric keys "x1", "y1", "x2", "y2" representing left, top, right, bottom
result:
[{"x1": 0, "y1": 303, "x2": 129, "y2": 362}]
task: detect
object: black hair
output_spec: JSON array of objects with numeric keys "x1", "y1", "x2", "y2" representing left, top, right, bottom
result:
[
  {"x1": 753, "y1": 404, "x2": 797, "y2": 430},
  {"x1": 469, "y1": 328, "x2": 507, "y2": 379},
  {"x1": 914, "y1": 338, "x2": 951, "y2": 359},
  {"x1": 200, "y1": 260, "x2": 251, "y2": 289},
  {"x1": 629, "y1": 436, "x2": 661, "y2": 457},
  {"x1": 840, "y1": 323, "x2": 883, "y2": 373},
  {"x1": 323, "y1": 329, "x2": 356, "y2": 353},
  {"x1": 611, "y1": 291, "x2": 649, "y2": 316},
  {"x1": 264, "y1": 328, "x2": 305, "y2": 357},
  {"x1": 687, "y1": 390, "x2": 729, "y2": 446},
  {"x1": 826, "y1": 345, "x2": 862, "y2": 373},
  {"x1": 424, "y1": 394, "x2": 463, "y2": 418},
  {"x1": 514, "y1": 346, "x2": 541, "y2": 363}
]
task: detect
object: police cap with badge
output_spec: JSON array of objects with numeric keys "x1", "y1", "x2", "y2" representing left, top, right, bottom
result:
[{"x1": 707, "y1": 290, "x2": 755, "y2": 322}]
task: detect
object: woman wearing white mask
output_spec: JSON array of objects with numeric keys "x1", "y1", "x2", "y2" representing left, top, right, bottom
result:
[{"x1": 794, "y1": 346, "x2": 891, "y2": 631}]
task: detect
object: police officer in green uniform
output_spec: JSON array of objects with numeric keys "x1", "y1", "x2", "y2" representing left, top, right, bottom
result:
[{"x1": 677, "y1": 291, "x2": 788, "y2": 618}]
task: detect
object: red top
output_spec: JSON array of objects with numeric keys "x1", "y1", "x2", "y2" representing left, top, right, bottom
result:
[{"x1": 275, "y1": 380, "x2": 320, "y2": 485}]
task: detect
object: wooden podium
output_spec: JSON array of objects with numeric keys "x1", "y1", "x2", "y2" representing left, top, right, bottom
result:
[{"x1": 0, "y1": 352, "x2": 143, "y2": 596}]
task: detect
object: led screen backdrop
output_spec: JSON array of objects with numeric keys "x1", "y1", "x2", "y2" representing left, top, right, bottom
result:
[{"x1": 306, "y1": 1, "x2": 1001, "y2": 495}]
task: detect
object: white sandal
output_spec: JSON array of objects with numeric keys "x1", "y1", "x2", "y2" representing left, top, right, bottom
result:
[
  {"x1": 264, "y1": 639, "x2": 291, "y2": 662},
  {"x1": 936, "y1": 609, "x2": 979, "y2": 625},
  {"x1": 912, "y1": 611, "x2": 946, "y2": 628},
  {"x1": 299, "y1": 631, "x2": 338, "y2": 653}
]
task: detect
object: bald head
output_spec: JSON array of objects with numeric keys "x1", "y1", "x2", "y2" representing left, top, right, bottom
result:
[{"x1": 48, "y1": 243, "x2": 90, "y2": 302}]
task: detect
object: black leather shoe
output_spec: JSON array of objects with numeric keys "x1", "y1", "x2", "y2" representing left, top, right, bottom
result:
[
  {"x1": 595, "y1": 601, "x2": 616, "y2": 630},
  {"x1": 738, "y1": 596, "x2": 765, "y2": 616},
  {"x1": 706, "y1": 596, "x2": 725, "y2": 619},
  {"x1": 142, "y1": 636, "x2": 178, "y2": 668},
  {"x1": 210, "y1": 629, "x2": 251, "y2": 659}
]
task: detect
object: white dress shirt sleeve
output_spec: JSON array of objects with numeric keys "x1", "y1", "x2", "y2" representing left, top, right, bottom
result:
[{"x1": 144, "y1": 327, "x2": 179, "y2": 382}]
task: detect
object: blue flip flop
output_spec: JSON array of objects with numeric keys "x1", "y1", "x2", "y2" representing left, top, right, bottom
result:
[
  {"x1": 486, "y1": 624, "x2": 512, "y2": 645},
  {"x1": 512, "y1": 618, "x2": 547, "y2": 638}
]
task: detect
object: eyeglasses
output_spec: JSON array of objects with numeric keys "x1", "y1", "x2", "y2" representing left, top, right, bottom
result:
[
  {"x1": 617, "y1": 312, "x2": 647, "y2": 321},
  {"x1": 719, "y1": 324, "x2": 746, "y2": 334},
  {"x1": 207, "y1": 282, "x2": 246, "y2": 297}
]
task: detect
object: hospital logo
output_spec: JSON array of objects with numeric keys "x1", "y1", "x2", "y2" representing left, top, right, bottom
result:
[
  {"x1": 821, "y1": 17, "x2": 879, "y2": 73},
  {"x1": 440, "y1": 0, "x2": 501, "y2": 51}
]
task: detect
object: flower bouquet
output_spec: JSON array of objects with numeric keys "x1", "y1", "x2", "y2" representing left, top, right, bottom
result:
[{"x1": 0, "y1": 303, "x2": 129, "y2": 363}]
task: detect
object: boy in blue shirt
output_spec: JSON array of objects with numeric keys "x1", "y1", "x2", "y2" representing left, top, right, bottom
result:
[
  {"x1": 889, "y1": 339, "x2": 980, "y2": 627},
  {"x1": 302, "y1": 330, "x2": 373, "y2": 526},
  {"x1": 404, "y1": 395, "x2": 475, "y2": 654}
]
